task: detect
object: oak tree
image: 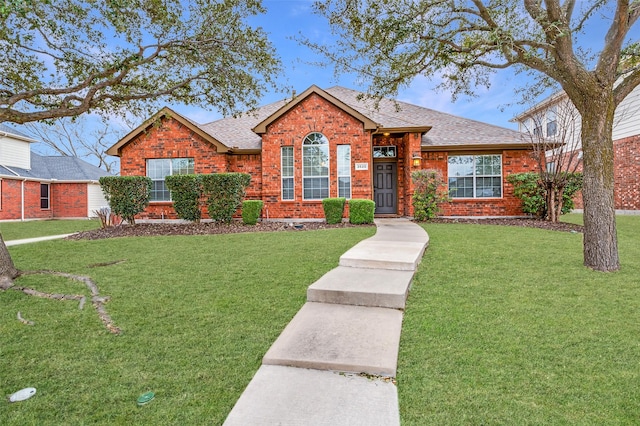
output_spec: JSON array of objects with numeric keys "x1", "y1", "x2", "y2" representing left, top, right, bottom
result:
[
  {"x1": 0, "y1": 0, "x2": 281, "y2": 286},
  {"x1": 0, "y1": 0, "x2": 281, "y2": 124},
  {"x1": 308, "y1": 0, "x2": 640, "y2": 271}
]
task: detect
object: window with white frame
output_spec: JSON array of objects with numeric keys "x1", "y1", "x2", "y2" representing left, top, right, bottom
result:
[
  {"x1": 40, "y1": 183, "x2": 50, "y2": 209},
  {"x1": 147, "y1": 158, "x2": 194, "y2": 201},
  {"x1": 302, "y1": 133, "x2": 329, "y2": 200},
  {"x1": 281, "y1": 146, "x2": 294, "y2": 200},
  {"x1": 337, "y1": 145, "x2": 351, "y2": 199},
  {"x1": 546, "y1": 105, "x2": 558, "y2": 137},
  {"x1": 448, "y1": 155, "x2": 502, "y2": 198}
]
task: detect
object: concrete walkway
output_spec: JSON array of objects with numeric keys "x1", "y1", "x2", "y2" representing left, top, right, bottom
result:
[
  {"x1": 5, "y1": 234, "x2": 75, "y2": 246},
  {"x1": 223, "y1": 218, "x2": 429, "y2": 425}
]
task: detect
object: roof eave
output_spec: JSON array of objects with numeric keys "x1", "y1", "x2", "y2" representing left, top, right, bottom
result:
[
  {"x1": 375, "y1": 126, "x2": 432, "y2": 134},
  {"x1": 421, "y1": 143, "x2": 533, "y2": 152}
]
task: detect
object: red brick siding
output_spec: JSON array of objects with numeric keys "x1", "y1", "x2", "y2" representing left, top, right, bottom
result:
[
  {"x1": 614, "y1": 134, "x2": 640, "y2": 210},
  {"x1": 52, "y1": 183, "x2": 87, "y2": 218},
  {"x1": 0, "y1": 179, "x2": 51, "y2": 220},
  {"x1": 0, "y1": 179, "x2": 24, "y2": 220},
  {"x1": 0, "y1": 179, "x2": 92, "y2": 220},
  {"x1": 422, "y1": 149, "x2": 537, "y2": 216},
  {"x1": 260, "y1": 93, "x2": 372, "y2": 219},
  {"x1": 119, "y1": 116, "x2": 235, "y2": 219},
  {"x1": 562, "y1": 134, "x2": 639, "y2": 211}
]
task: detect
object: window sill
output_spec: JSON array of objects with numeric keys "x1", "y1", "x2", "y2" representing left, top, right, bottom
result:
[{"x1": 449, "y1": 197, "x2": 503, "y2": 201}]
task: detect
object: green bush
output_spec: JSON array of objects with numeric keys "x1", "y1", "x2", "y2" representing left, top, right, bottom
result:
[
  {"x1": 322, "y1": 198, "x2": 346, "y2": 224},
  {"x1": 201, "y1": 173, "x2": 251, "y2": 223},
  {"x1": 411, "y1": 169, "x2": 449, "y2": 221},
  {"x1": 349, "y1": 199, "x2": 375, "y2": 224},
  {"x1": 165, "y1": 175, "x2": 203, "y2": 222},
  {"x1": 242, "y1": 200, "x2": 263, "y2": 225},
  {"x1": 99, "y1": 176, "x2": 151, "y2": 225},
  {"x1": 507, "y1": 172, "x2": 583, "y2": 218}
]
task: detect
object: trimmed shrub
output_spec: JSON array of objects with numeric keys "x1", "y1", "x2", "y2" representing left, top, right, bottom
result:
[
  {"x1": 322, "y1": 197, "x2": 346, "y2": 224},
  {"x1": 165, "y1": 175, "x2": 203, "y2": 222},
  {"x1": 201, "y1": 173, "x2": 251, "y2": 223},
  {"x1": 242, "y1": 200, "x2": 263, "y2": 225},
  {"x1": 506, "y1": 172, "x2": 544, "y2": 216},
  {"x1": 99, "y1": 176, "x2": 151, "y2": 225},
  {"x1": 349, "y1": 199, "x2": 375, "y2": 224},
  {"x1": 411, "y1": 169, "x2": 449, "y2": 221},
  {"x1": 507, "y1": 172, "x2": 583, "y2": 218}
]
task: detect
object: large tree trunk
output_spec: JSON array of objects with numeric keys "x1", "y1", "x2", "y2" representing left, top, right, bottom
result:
[
  {"x1": 580, "y1": 102, "x2": 620, "y2": 271},
  {"x1": 0, "y1": 234, "x2": 19, "y2": 288}
]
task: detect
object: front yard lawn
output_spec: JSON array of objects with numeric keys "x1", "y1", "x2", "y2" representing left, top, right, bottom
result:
[
  {"x1": 0, "y1": 219, "x2": 101, "y2": 241},
  {"x1": 0, "y1": 227, "x2": 375, "y2": 424},
  {"x1": 398, "y1": 214, "x2": 640, "y2": 425}
]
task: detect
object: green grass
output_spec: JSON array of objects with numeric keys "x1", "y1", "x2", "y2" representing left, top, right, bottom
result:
[
  {"x1": 398, "y1": 215, "x2": 640, "y2": 425},
  {"x1": 0, "y1": 219, "x2": 100, "y2": 241},
  {"x1": 0, "y1": 227, "x2": 375, "y2": 424}
]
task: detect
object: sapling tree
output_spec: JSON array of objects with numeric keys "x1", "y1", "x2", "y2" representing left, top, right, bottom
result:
[{"x1": 518, "y1": 97, "x2": 584, "y2": 222}]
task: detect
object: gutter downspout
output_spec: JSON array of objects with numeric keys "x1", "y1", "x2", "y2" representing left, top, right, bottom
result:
[{"x1": 21, "y1": 179, "x2": 25, "y2": 221}]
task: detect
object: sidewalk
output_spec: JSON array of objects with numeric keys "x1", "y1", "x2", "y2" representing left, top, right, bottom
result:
[
  {"x1": 223, "y1": 218, "x2": 429, "y2": 425},
  {"x1": 5, "y1": 234, "x2": 75, "y2": 246}
]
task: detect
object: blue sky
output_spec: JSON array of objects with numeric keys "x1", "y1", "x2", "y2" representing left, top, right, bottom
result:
[
  {"x1": 25, "y1": 0, "x2": 626, "y2": 166},
  {"x1": 177, "y1": 0, "x2": 617, "y2": 130}
]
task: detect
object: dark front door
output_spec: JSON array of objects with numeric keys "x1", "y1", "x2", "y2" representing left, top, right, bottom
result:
[{"x1": 374, "y1": 162, "x2": 397, "y2": 214}]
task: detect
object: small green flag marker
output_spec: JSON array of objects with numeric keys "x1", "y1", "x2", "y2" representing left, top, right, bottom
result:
[{"x1": 137, "y1": 392, "x2": 155, "y2": 406}]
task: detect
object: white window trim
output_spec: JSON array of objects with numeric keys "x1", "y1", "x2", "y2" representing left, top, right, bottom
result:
[
  {"x1": 302, "y1": 133, "x2": 330, "y2": 200},
  {"x1": 147, "y1": 158, "x2": 194, "y2": 202},
  {"x1": 40, "y1": 183, "x2": 50, "y2": 210},
  {"x1": 281, "y1": 146, "x2": 294, "y2": 201},
  {"x1": 448, "y1": 154, "x2": 503, "y2": 199},
  {"x1": 337, "y1": 145, "x2": 352, "y2": 199}
]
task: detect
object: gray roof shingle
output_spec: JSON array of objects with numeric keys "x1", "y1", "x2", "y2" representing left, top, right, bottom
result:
[
  {"x1": 0, "y1": 123, "x2": 34, "y2": 140},
  {"x1": 324, "y1": 86, "x2": 527, "y2": 148},
  {"x1": 195, "y1": 86, "x2": 527, "y2": 150},
  {"x1": 1, "y1": 153, "x2": 112, "y2": 181}
]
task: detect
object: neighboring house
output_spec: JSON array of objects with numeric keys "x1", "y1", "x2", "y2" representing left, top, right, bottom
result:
[
  {"x1": 107, "y1": 85, "x2": 538, "y2": 220},
  {"x1": 513, "y1": 85, "x2": 640, "y2": 212},
  {"x1": 0, "y1": 124, "x2": 112, "y2": 220}
]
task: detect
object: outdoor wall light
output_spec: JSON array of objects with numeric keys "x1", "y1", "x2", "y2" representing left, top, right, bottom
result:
[{"x1": 412, "y1": 153, "x2": 422, "y2": 167}]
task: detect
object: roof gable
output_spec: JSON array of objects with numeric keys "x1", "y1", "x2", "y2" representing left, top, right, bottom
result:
[
  {"x1": 252, "y1": 85, "x2": 378, "y2": 134},
  {"x1": 106, "y1": 107, "x2": 230, "y2": 156}
]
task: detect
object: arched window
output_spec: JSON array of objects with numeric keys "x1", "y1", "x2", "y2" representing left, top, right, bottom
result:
[{"x1": 302, "y1": 132, "x2": 329, "y2": 200}]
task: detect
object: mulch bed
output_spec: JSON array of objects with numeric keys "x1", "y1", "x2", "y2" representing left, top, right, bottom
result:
[
  {"x1": 67, "y1": 221, "x2": 372, "y2": 240},
  {"x1": 426, "y1": 217, "x2": 583, "y2": 233},
  {"x1": 67, "y1": 217, "x2": 582, "y2": 240}
]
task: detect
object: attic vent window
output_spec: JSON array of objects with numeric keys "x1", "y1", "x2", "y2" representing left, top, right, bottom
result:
[{"x1": 373, "y1": 146, "x2": 396, "y2": 158}]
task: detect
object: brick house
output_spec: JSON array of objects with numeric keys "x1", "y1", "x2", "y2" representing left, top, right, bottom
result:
[
  {"x1": 107, "y1": 85, "x2": 538, "y2": 220},
  {"x1": 513, "y1": 85, "x2": 640, "y2": 212},
  {"x1": 0, "y1": 124, "x2": 111, "y2": 221}
]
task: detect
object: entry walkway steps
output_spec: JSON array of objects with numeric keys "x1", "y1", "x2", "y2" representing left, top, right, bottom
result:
[
  {"x1": 5, "y1": 234, "x2": 75, "y2": 246},
  {"x1": 223, "y1": 218, "x2": 429, "y2": 426}
]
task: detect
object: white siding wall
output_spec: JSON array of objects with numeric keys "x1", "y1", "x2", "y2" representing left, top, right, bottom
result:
[
  {"x1": 613, "y1": 85, "x2": 640, "y2": 140},
  {"x1": 0, "y1": 136, "x2": 31, "y2": 169},
  {"x1": 87, "y1": 184, "x2": 109, "y2": 217}
]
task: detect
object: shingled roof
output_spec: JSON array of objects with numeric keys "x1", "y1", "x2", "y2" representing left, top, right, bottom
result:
[
  {"x1": 0, "y1": 153, "x2": 112, "y2": 181},
  {"x1": 323, "y1": 86, "x2": 528, "y2": 150},
  {"x1": 109, "y1": 85, "x2": 529, "y2": 155},
  {"x1": 0, "y1": 123, "x2": 37, "y2": 142}
]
